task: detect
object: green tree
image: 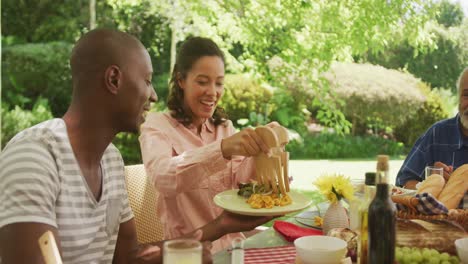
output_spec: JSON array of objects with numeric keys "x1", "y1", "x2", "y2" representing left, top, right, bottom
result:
[
  {"x1": 365, "y1": 20, "x2": 468, "y2": 92},
  {"x1": 436, "y1": 0, "x2": 464, "y2": 27},
  {"x1": 140, "y1": 0, "x2": 437, "y2": 133},
  {"x1": 234, "y1": 0, "x2": 436, "y2": 133},
  {"x1": 2, "y1": 42, "x2": 73, "y2": 115},
  {"x1": 1, "y1": 0, "x2": 444, "y2": 157},
  {"x1": 1, "y1": 0, "x2": 89, "y2": 43},
  {"x1": 104, "y1": 0, "x2": 172, "y2": 75}
]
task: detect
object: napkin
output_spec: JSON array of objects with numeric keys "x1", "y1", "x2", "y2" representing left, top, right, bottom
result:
[
  {"x1": 273, "y1": 221, "x2": 323, "y2": 242},
  {"x1": 396, "y1": 192, "x2": 448, "y2": 215}
]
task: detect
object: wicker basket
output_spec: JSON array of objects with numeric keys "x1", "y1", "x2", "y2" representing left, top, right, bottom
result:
[
  {"x1": 392, "y1": 196, "x2": 468, "y2": 231},
  {"x1": 396, "y1": 209, "x2": 468, "y2": 230}
]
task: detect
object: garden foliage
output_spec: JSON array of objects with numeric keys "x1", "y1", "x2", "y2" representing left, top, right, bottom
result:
[
  {"x1": 1, "y1": 99, "x2": 53, "y2": 147},
  {"x1": 287, "y1": 132, "x2": 407, "y2": 159},
  {"x1": 394, "y1": 89, "x2": 450, "y2": 146},
  {"x1": 1, "y1": 0, "x2": 465, "y2": 163},
  {"x1": 324, "y1": 62, "x2": 427, "y2": 135},
  {"x1": 2, "y1": 42, "x2": 73, "y2": 116},
  {"x1": 219, "y1": 74, "x2": 273, "y2": 127}
]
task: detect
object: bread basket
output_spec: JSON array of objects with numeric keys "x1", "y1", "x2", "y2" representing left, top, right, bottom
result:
[{"x1": 392, "y1": 195, "x2": 468, "y2": 231}]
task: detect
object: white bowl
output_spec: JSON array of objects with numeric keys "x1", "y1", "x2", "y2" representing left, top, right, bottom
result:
[
  {"x1": 294, "y1": 236, "x2": 347, "y2": 264},
  {"x1": 455, "y1": 237, "x2": 468, "y2": 264}
]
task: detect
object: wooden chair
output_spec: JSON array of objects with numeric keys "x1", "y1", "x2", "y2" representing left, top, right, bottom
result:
[{"x1": 124, "y1": 164, "x2": 164, "y2": 243}]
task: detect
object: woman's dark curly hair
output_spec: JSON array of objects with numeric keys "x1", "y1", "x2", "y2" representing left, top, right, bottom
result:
[{"x1": 167, "y1": 37, "x2": 228, "y2": 126}]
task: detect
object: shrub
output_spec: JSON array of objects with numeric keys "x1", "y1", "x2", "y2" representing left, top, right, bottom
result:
[
  {"x1": 324, "y1": 62, "x2": 427, "y2": 135},
  {"x1": 1, "y1": 98, "x2": 53, "y2": 148},
  {"x1": 219, "y1": 74, "x2": 273, "y2": 126},
  {"x1": 394, "y1": 89, "x2": 450, "y2": 146},
  {"x1": 268, "y1": 89, "x2": 310, "y2": 135},
  {"x1": 266, "y1": 56, "x2": 323, "y2": 134},
  {"x1": 2, "y1": 42, "x2": 73, "y2": 116},
  {"x1": 287, "y1": 132, "x2": 407, "y2": 159},
  {"x1": 112, "y1": 133, "x2": 142, "y2": 165},
  {"x1": 153, "y1": 73, "x2": 170, "y2": 102},
  {"x1": 112, "y1": 103, "x2": 167, "y2": 165}
]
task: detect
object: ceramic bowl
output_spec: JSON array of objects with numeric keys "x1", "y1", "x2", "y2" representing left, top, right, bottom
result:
[
  {"x1": 294, "y1": 235, "x2": 347, "y2": 264},
  {"x1": 455, "y1": 237, "x2": 468, "y2": 264}
]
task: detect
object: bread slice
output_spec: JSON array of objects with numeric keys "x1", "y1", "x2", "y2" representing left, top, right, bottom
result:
[
  {"x1": 438, "y1": 164, "x2": 468, "y2": 209},
  {"x1": 416, "y1": 174, "x2": 445, "y2": 198}
]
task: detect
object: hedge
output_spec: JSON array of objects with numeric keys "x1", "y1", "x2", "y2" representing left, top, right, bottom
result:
[
  {"x1": 1, "y1": 99, "x2": 53, "y2": 147},
  {"x1": 219, "y1": 74, "x2": 273, "y2": 126},
  {"x1": 287, "y1": 132, "x2": 407, "y2": 159},
  {"x1": 2, "y1": 42, "x2": 73, "y2": 116},
  {"x1": 324, "y1": 62, "x2": 428, "y2": 135}
]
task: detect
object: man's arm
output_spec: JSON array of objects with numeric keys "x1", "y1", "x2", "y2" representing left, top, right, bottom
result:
[
  {"x1": 0, "y1": 140, "x2": 62, "y2": 263},
  {"x1": 403, "y1": 180, "x2": 419, "y2": 189},
  {"x1": 396, "y1": 131, "x2": 433, "y2": 187},
  {"x1": 399, "y1": 161, "x2": 452, "y2": 189},
  {"x1": 113, "y1": 219, "x2": 139, "y2": 264},
  {"x1": 113, "y1": 219, "x2": 168, "y2": 264},
  {"x1": 0, "y1": 223, "x2": 61, "y2": 263}
]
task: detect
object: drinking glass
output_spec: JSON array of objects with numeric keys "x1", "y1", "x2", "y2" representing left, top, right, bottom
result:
[
  {"x1": 163, "y1": 239, "x2": 202, "y2": 264},
  {"x1": 349, "y1": 179, "x2": 365, "y2": 231},
  {"x1": 425, "y1": 166, "x2": 443, "y2": 179}
]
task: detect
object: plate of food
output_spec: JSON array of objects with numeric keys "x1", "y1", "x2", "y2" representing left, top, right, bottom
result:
[
  {"x1": 213, "y1": 184, "x2": 312, "y2": 216},
  {"x1": 391, "y1": 186, "x2": 416, "y2": 196}
]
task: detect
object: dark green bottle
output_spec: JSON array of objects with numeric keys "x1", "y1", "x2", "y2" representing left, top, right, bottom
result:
[{"x1": 368, "y1": 155, "x2": 396, "y2": 264}]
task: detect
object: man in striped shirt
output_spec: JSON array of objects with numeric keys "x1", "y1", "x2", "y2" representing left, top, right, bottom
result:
[
  {"x1": 396, "y1": 67, "x2": 468, "y2": 209},
  {"x1": 0, "y1": 29, "x2": 274, "y2": 263}
]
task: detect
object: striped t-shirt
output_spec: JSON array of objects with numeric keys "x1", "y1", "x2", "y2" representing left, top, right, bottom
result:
[{"x1": 0, "y1": 119, "x2": 134, "y2": 263}]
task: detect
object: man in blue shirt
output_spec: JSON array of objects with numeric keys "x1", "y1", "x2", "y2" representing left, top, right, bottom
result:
[{"x1": 396, "y1": 67, "x2": 468, "y2": 209}]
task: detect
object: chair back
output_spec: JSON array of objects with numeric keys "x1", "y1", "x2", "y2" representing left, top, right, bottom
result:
[{"x1": 124, "y1": 164, "x2": 164, "y2": 243}]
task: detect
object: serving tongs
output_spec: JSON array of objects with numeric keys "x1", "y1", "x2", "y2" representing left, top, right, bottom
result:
[
  {"x1": 38, "y1": 230, "x2": 62, "y2": 264},
  {"x1": 254, "y1": 125, "x2": 290, "y2": 196}
]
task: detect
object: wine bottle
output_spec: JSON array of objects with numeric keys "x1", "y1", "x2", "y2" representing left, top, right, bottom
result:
[{"x1": 368, "y1": 155, "x2": 396, "y2": 264}]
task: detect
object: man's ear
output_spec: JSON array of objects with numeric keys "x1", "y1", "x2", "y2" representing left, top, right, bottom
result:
[{"x1": 105, "y1": 65, "x2": 121, "y2": 95}]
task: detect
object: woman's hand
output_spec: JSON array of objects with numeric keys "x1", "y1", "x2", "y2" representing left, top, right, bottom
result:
[{"x1": 221, "y1": 128, "x2": 270, "y2": 159}]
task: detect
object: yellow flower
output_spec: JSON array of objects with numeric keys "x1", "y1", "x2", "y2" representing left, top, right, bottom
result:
[{"x1": 313, "y1": 174, "x2": 355, "y2": 204}]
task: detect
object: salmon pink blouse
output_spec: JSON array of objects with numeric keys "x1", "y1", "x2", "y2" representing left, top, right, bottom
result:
[{"x1": 139, "y1": 112, "x2": 255, "y2": 252}]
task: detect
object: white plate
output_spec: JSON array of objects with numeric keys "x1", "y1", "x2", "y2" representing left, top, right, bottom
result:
[
  {"x1": 213, "y1": 189, "x2": 313, "y2": 216},
  {"x1": 294, "y1": 210, "x2": 322, "y2": 230}
]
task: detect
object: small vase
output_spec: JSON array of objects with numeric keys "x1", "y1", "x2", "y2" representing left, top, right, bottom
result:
[{"x1": 322, "y1": 201, "x2": 349, "y2": 235}]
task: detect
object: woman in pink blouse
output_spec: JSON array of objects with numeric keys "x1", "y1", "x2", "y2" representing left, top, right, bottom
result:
[{"x1": 139, "y1": 37, "x2": 275, "y2": 252}]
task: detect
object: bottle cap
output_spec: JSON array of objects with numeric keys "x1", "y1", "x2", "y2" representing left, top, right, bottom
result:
[
  {"x1": 376, "y1": 155, "x2": 389, "y2": 171},
  {"x1": 365, "y1": 172, "x2": 376, "y2": 185}
]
